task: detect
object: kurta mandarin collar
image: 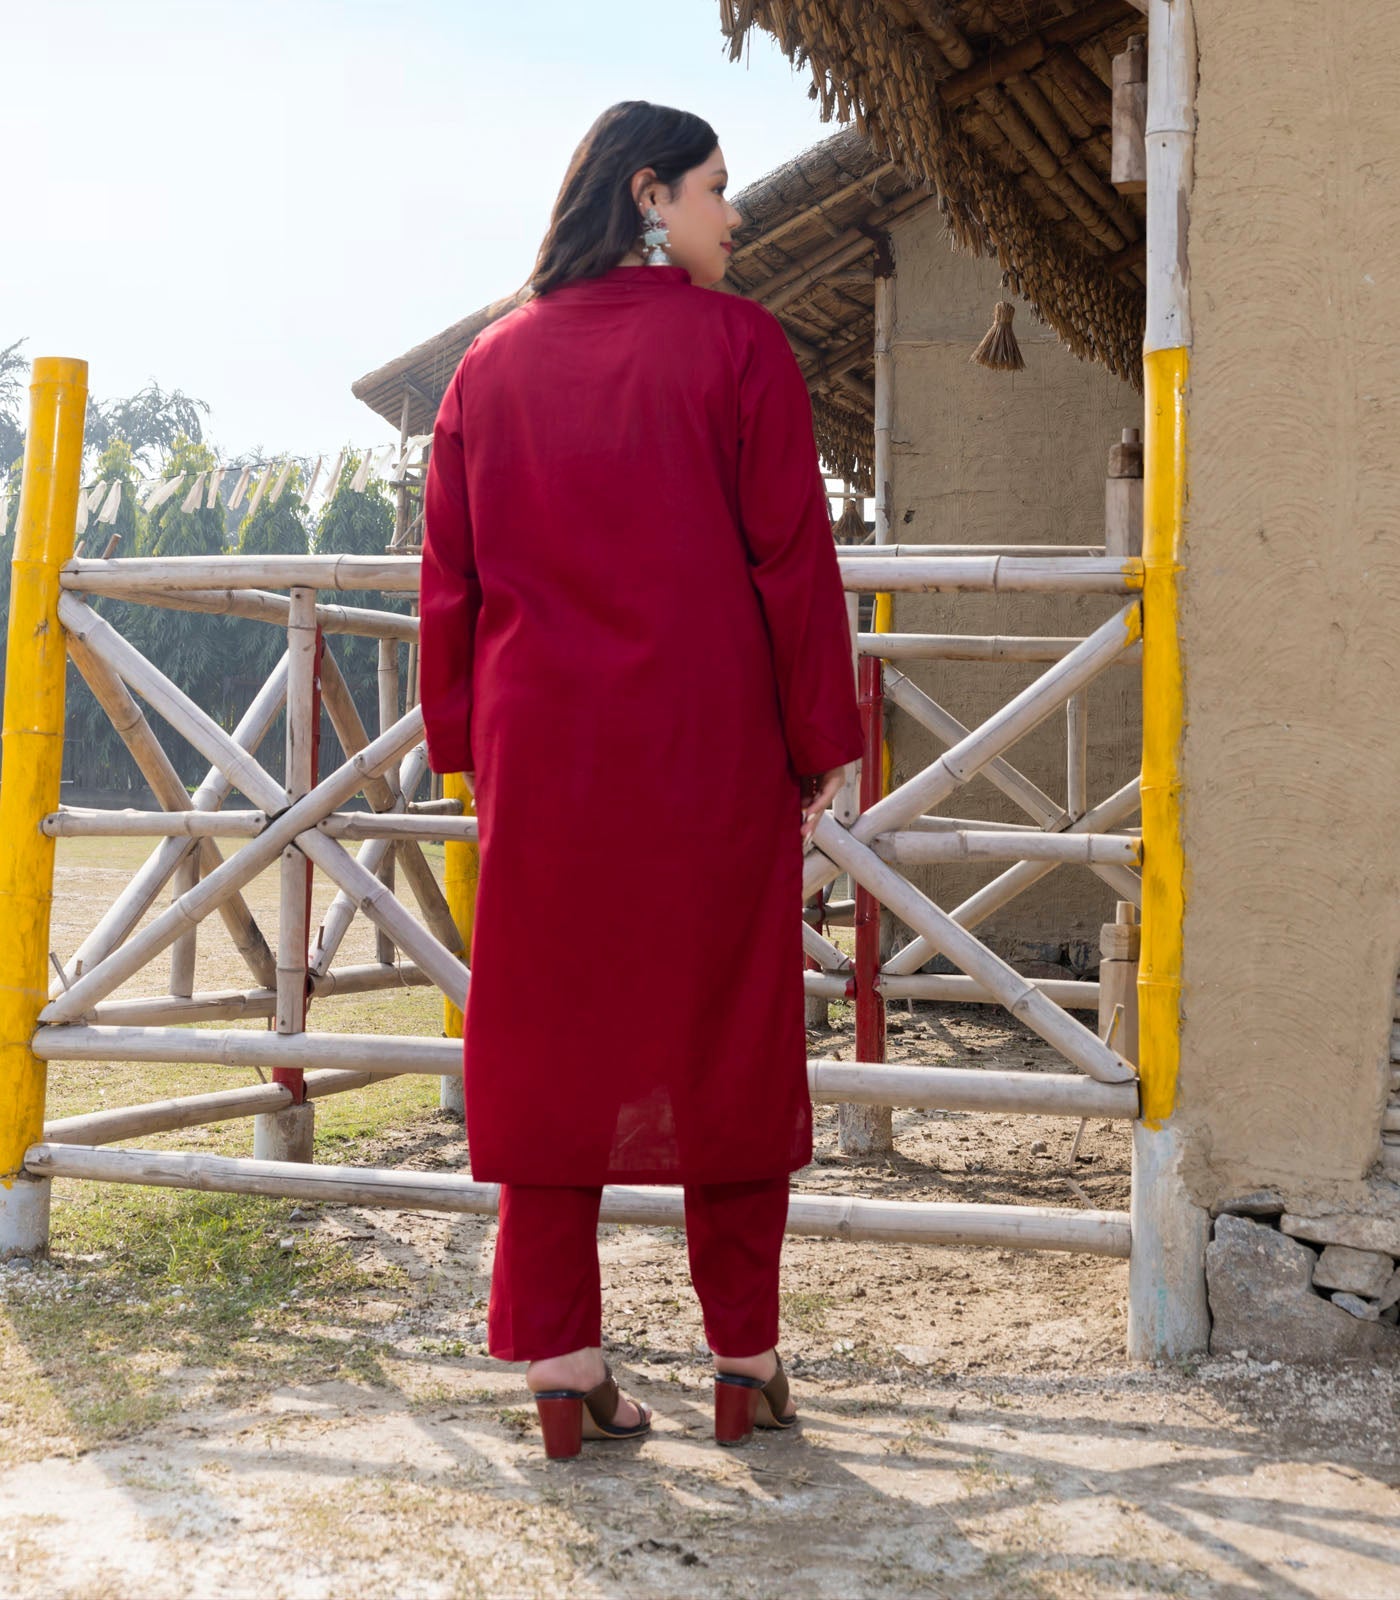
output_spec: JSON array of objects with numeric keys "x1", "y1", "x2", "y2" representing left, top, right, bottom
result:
[{"x1": 553, "y1": 265, "x2": 694, "y2": 295}]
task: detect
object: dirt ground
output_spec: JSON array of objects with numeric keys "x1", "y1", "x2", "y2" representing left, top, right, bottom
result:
[{"x1": 1, "y1": 842, "x2": 1397, "y2": 1596}]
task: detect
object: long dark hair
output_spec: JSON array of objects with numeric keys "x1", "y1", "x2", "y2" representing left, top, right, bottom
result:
[{"x1": 529, "y1": 101, "x2": 718, "y2": 295}]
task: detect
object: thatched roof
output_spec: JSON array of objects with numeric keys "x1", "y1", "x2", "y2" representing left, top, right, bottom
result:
[
  {"x1": 720, "y1": 0, "x2": 1148, "y2": 385},
  {"x1": 352, "y1": 127, "x2": 927, "y2": 489}
]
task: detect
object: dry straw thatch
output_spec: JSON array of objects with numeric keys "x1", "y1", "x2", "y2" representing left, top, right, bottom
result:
[{"x1": 720, "y1": 0, "x2": 1147, "y2": 385}]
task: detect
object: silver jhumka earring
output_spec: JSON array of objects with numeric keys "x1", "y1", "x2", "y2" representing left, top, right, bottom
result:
[{"x1": 640, "y1": 205, "x2": 671, "y2": 266}]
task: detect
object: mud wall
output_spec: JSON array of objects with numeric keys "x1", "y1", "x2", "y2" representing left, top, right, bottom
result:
[
  {"x1": 1178, "y1": 2, "x2": 1400, "y2": 1199},
  {"x1": 884, "y1": 205, "x2": 1142, "y2": 975}
]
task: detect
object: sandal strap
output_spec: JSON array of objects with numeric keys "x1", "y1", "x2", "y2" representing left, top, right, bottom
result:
[
  {"x1": 761, "y1": 1354, "x2": 791, "y2": 1419},
  {"x1": 581, "y1": 1369, "x2": 622, "y2": 1429}
]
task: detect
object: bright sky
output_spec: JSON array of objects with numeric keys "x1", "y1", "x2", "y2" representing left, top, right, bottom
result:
[{"x1": 4, "y1": 0, "x2": 832, "y2": 460}]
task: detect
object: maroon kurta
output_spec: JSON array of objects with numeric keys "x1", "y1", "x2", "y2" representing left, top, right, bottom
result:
[{"x1": 420, "y1": 265, "x2": 863, "y2": 1187}]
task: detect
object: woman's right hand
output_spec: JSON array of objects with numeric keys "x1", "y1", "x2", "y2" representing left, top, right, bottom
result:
[{"x1": 800, "y1": 767, "x2": 847, "y2": 847}]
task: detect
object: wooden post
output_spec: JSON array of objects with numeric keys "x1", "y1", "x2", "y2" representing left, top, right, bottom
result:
[
  {"x1": 0, "y1": 357, "x2": 87, "y2": 1255},
  {"x1": 254, "y1": 586, "x2": 318, "y2": 1163},
  {"x1": 1099, "y1": 902, "x2": 1141, "y2": 1066},
  {"x1": 1112, "y1": 33, "x2": 1148, "y2": 194},
  {"x1": 168, "y1": 853, "x2": 199, "y2": 998},
  {"x1": 841, "y1": 653, "x2": 892, "y2": 1155},
  {"x1": 375, "y1": 639, "x2": 399, "y2": 967},
  {"x1": 1105, "y1": 427, "x2": 1144, "y2": 559},
  {"x1": 1130, "y1": 0, "x2": 1210, "y2": 1362}
]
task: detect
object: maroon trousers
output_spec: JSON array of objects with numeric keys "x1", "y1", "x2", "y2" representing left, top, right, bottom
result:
[{"x1": 488, "y1": 1177, "x2": 790, "y2": 1362}]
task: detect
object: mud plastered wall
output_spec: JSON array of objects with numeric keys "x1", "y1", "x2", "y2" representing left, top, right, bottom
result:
[
  {"x1": 885, "y1": 204, "x2": 1142, "y2": 975},
  {"x1": 1181, "y1": 2, "x2": 1400, "y2": 1196}
]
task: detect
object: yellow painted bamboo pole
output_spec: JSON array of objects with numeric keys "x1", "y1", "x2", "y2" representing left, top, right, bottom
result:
[
  {"x1": 441, "y1": 771, "x2": 478, "y2": 1110},
  {"x1": 0, "y1": 358, "x2": 88, "y2": 1188},
  {"x1": 1137, "y1": 346, "x2": 1187, "y2": 1128}
]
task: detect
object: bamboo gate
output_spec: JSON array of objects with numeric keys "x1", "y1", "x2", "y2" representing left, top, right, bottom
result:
[{"x1": 0, "y1": 359, "x2": 1183, "y2": 1329}]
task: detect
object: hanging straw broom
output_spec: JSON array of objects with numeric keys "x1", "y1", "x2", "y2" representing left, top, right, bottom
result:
[{"x1": 970, "y1": 301, "x2": 1025, "y2": 373}]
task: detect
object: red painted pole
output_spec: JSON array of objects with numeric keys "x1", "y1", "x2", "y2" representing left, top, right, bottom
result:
[{"x1": 855, "y1": 653, "x2": 885, "y2": 1065}]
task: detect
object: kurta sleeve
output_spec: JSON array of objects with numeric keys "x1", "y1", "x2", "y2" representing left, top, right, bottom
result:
[
  {"x1": 420, "y1": 364, "x2": 481, "y2": 775},
  {"x1": 736, "y1": 309, "x2": 865, "y2": 778}
]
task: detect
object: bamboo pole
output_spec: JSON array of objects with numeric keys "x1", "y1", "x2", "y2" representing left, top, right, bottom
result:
[
  {"x1": 85, "y1": 963, "x2": 429, "y2": 1026},
  {"x1": 274, "y1": 584, "x2": 318, "y2": 1046},
  {"x1": 1130, "y1": 0, "x2": 1209, "y2": 1364},
  {"x1": 884, "y1": 779, "x2": 1144, "y2": 976},
  {"x1": 33, "y1": 1026, "x2": 462, "y2": 1073},
  {"x1": 39, "y1": 708, "x2": 429, "y2": 1024},
  {"x1": 40, "y1": 808, "x2": 480, "y2": 843},
  {"x1": 804, "y1": 605, "x2": 1141, "y2": 903},
  {"x1": 840, "y1": 545, "x2": 1107, "y2": 559},
  {"x1": 862, "y1": 633, "x2": 1142, "y2": 664},
  {"x1": 806, "y1": 971, "x2": 1099, "y2": 1009},
  {"x1": 72, "y1": 582, "x2": 418, "y2": 641},
  {"x1": 873, "y1": 830, "x2": 1140, "y2": 866},
  {"x1": 374, "y1": 639, "x2": 401, "y2": 964},
  {"x1": 168, "y1": 852, "x2": 199, "y2": 999},
  {"x1": 801, "y1": 920, "x2": 851, "y2": 974},
  {"x1": 0, "y1": 356, "x2": 87, "y2": 1255},
  {"x1": 1067, "y1": 692, "x2": 1089, "y2": 820},
  {"x1": 882, "y1": 667, "x2": 1066, "y2": 828},
  {"x1": 41, "y1": 1069, "x2": 383, "y2": 1148},
  {"x1": 838, "y1": 556, "x2": 1140, "y2": 595},
  {"x1": 23, "y1": 1142, "x2": 1131, "y2": 1257},
  {"x1": 61, "y1": 555, "x2": 423, "y2": 593},
  {"x1": 42, "y1": 807, "x2": 267, "y2": 838},
  {"x1": 812, "y1": 816, "x2": 1136, "y2": 1085},
  {"x1": 49, "y1": 657, "x2": 289, "y2": 997}
]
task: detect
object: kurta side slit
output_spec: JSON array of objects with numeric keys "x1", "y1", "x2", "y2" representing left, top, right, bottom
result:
[{"x1": 420, "y1": 265, "x2": 863, "y2": 1190}]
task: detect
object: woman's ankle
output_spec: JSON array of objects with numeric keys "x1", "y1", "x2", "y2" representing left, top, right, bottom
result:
[
  {"x1": 525, "y1": 1346, "x2": 605, "y2": 1390},
  {"x1": 712, "y1": 1347, "x2": 779, "y2": 1380}
]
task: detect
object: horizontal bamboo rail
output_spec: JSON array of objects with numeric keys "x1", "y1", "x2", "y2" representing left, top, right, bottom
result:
[
  {"x1": 23, "y1": 1143, "x2": 1132, "y2": 1256},
  {"x1": 838, "y1": 544, "x2": 1106, "y2": 559},
  {"x1": 73, "y1": 582, "x2": 418, "y2": 641},
  {"x1": 60, "y1": 553, "x2": 1142, "y2": 599},
  {"x1": 874, "y1": 830, "x2": 1141, "y2": 866},
  {"x1": 803, "y1": 970, "x2": 1098, "y2": 1008},
  {"x1": 42, "y1": 1068, "x2": 380, "y2": 1146},
  {"x1": 62, "y1": 555, "x2": 423, "y2": 593},
  {"x1": 862, "y1": 633, "x2": 1143, "y2": 664},
  {"x1": 84, "y1": 962, "x2": 429, "y2": 1027},
  {"x1": 838, "y1": 556, "x2": 1141, "y2": 594}
]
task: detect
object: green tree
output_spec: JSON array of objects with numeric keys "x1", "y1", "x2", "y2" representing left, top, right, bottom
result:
[
  {"x1": 136, "y1": 436, "x2": 225, "y2": 558},
  {"x1": 85, "y1": 382, "x2": 210, "y2": 470},
  {"x1": 0, "y1": 338, "x2": 25, "y2": 473}
]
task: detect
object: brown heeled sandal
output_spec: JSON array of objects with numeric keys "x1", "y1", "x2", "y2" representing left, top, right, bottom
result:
[
  {"x1": 714, "y1": 1352, "x2": 798, "y2": 1446},
  {"x1": 532, "y1": 1364, "x2": 652, "y2": 1460}
]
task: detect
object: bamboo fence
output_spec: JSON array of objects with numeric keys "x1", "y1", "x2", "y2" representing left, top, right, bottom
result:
[{"x1": 20, "y1": 541, "x2": 1148, "y2": 1256}]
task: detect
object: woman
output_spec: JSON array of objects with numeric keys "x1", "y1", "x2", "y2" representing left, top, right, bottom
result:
[{"x1": 420, "y1": 101, "x2": 863, "y2": 1459}]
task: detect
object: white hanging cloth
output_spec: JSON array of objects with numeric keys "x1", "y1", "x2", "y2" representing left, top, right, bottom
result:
[
  {"x1": 180, "y1": 472, "x2": 208, "y2": 514},
  {"x1": 303, "y1": 455, "x2": 323, "y2": 502},
  {"x1": 349, "y1": 450, "x2": 373, "y2": 494},
  {"x1": 321, "y1": 449, "x2": 346, "y2": 503},
  {"x1": 97, "y1": 480, "x2": 124, "y2": 524},
  {"x1": 244, "y1": 464, "x2": 274, "y2": 518},
  {"x1": 86, "y1": 482, "x2": 109, "y2": 514},
  {"x1": 0, "y1": 490, "x2": 9, "y2": 539},
  {"x1": 268, "y1": 460, "x2": 294, "y2": 504},
  {"x1": 74, "y1": 493, "x2": 88, "y2": 537},
  {"x1": 227, "y1": 465, "x2": 252, "y2": 509},
  {"x1": 146, "y1": 475, "x2": 186, "y2": 514},
  {"x1": 207, "y1": 467, "x2": 226, "y2": 508}
]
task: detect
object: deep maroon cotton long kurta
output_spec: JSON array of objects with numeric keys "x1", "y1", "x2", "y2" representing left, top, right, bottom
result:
[{"x1": 420, "y1": 264, "x2": 863, "y2": 1187}]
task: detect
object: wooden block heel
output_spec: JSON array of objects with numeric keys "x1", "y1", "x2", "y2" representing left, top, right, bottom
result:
[
  {"x1": 530, "y1": 1365, "x2": 652, "y2": 1460},
  {"x1": 714, "y1": 1353, "x2": 797, "y2": 1446},
  {"x1": 534, "y1": 1392, "x2": 586, "y2": 1459}
]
